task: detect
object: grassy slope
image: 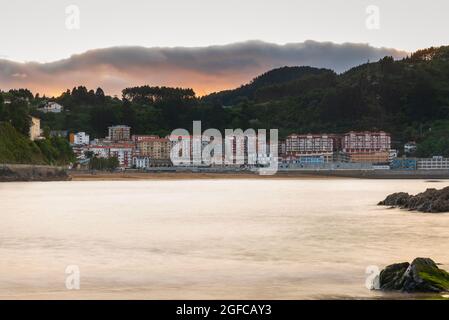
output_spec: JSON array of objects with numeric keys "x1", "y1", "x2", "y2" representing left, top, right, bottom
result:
[{"x1": 0, "y1": 122, "x2": 46, "y2": 164}]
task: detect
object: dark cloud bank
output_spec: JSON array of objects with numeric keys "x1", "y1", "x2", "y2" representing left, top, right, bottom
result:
[{"x1": 0, "y1": 40, "x2": 407, "y2": 96}]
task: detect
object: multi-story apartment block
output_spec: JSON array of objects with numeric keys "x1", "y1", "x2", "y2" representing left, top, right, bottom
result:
[
  {"x1": 108, "y1": 125, "x2": 131, "y2": 142},
  {"x1": 109, "y1": 144, "x2": 134, "y2": 168},
  {"x1": 342, "y1": 131, "x2": 391, "y2": 151},
  {"x1": 137, "y1": 138, "x2": 171, "y2": 160},
  {"x1": 285, "y1": 134, "x2": 334, "y2": 162},
  {"x1": 417, "y1": 156, "x2": 449, "y2": 170},
  {"x1": 88, "y1": 144, "x2": 135, "y2": 168},
  {"x1": 70, "y1": 132, "x2": 90, "y2": 145},
  {"x1": 341, "y1": 131, "x2": 391, "y2": 163},
  {"x1": 223, "y1": 135, "x2": 247, "y2": 164},
  {"x1": 88, "y1": 145, "x2": 110, "y2": 159}
]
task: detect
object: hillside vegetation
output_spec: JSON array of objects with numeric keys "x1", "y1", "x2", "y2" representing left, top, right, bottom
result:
[{"x1": 0, "y1": 122, "x2": 46, "y2": 164}]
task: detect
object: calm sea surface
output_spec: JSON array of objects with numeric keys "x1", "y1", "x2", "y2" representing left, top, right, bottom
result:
[{"x1": 1, "y1": 179, "x2": 449, "y2": 299}]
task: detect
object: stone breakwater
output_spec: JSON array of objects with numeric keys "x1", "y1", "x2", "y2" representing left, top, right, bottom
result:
[
  {"x1": 0, "y1": 164, "x2": 70, "y2": 182},
  {"x1": 378, "y1": 186, "x2": 449, "y2": 213}
]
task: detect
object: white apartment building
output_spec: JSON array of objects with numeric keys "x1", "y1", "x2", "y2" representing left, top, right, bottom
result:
[
  {"x1": 88, "y1": 144, "x2": 134, "y2": 168},
  {"x1": 132, "y1": 156, "x2": 151, "y2": 169},
  {"x1": 88, "y1": 146, "x2": 110, "y2": 159},
  {"x1": 404, "y1": 142, "x2": 417, "y2": 154},
  {"x1": 109, "y1": 145, "x2": 134, "y2": 168},
  {"x1": 417, "y1": 156, "x2": 449, "y2": 170},
  {"x1": 73, "y1": 132, "x2": 90, "y2": 145}
]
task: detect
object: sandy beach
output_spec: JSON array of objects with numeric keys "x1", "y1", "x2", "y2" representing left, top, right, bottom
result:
[
  {"x1": 69, "y1": 171, "x2": 340, "y2": 181},
  {"x1": 69, "y1": 169, "x2": 449, "y2": 181}
]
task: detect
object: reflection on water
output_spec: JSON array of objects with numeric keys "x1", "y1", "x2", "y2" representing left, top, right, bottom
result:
[{"x1": 1, "y1": 179, "x2": 449, "y2": 299}]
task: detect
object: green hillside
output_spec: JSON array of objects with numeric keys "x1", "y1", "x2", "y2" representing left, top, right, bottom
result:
[
  {"x1": 200, "y1": 46, "x2": 449, "y2": 153},
  {"x1": 203, "y1": 66, "x2": 334, "y2": 106},
  {"x1": 0, "y1": 122, "x2": 46, "y2": 164}
]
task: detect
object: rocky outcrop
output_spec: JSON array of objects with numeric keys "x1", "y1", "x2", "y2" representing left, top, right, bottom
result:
[
  {"x1": 378, "y1": 187, "x2": 449, "y2": 213},
  {"x1": 0, "y1": 164, "x2": 70, "y2": 182},
  {"x1": 379, "y1": 258, "x2": 449, "y2": 293}
]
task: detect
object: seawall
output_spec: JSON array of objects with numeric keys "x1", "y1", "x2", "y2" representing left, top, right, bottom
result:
[
  {"x1": 0, "y1": 164, "x2": 71, "y2": 182},
  {"x1": 276, "y1": 169, "x2": 449, "y2": 179}
]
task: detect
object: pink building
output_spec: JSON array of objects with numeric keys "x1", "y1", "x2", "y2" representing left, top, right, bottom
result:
[
  {"x1": 341, "y1": 131, "x2": 391, "y2": 163},
  {"x1": 341, "y1": 131, "x2": 391, "y2": 152},
  {"x1": 285, "y1": 134, "x2": 334, "y2": 162}
]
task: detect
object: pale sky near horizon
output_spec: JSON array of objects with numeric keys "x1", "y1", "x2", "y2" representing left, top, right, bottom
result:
[{"x1": 1, "y1": 0, "x2": 448, "y2": 63}]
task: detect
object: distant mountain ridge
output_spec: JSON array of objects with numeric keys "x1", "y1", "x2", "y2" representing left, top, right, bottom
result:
[{"x1": 203, "y1": 66, "x2": 334, "y2": 105}]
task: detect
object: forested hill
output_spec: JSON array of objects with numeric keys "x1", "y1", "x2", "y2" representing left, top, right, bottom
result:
[
  {"x1": 200, "y1": 46, "x2": 449, "y2": 154},
  {"x1": 203, "y1": 66, "x2": 334, "y2": 106}
]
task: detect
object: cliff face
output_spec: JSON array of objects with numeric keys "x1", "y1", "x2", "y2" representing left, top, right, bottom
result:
[{"x1": 0, "y1": 164, "x2": 70, "y2": 182}]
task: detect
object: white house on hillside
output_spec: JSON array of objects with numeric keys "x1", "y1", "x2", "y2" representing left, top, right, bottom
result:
[{"x1": 38, "y1": 102, "x2": 64, "y2": 113}]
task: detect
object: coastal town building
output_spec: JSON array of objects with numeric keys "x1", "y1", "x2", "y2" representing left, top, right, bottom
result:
[
  {"x1": 389, "y1": 149, "x2": 399, "y2": 162},
  {"x1": 404, "y1": 142, "x2": 417, "y2": 154},
  {"x1": 285, "y1": 134, "x2": 334, "y2": 162},
  {"x1": 224, "y1": 135, "x2": 247, "y2": 164},
  {"x1": 88, "y1": 145, "x2": 110, "y2": 159},
  {"x1": 341, "y1": 131, "x2": 391, "y2": 163},
  {"x1": 70, "y1": 132, "x2": 90, "y2": 145},
  {"x1": 136, "y1": 137, "x2": 171, "y2": 160},
  {"x1": 108, "y1": 125, "x2": 131, "y2": 142},
  {"x1": 167, "y1": 135, "x2": 195, "y2": 165},
  {"x1": 70, "y1": 124, "x2": 437, "y2": 171},
  {"x1": 38, "y1": 102, "x2": 64, "y2": 113},
  {"x1": 109, "y1": 145, "x2": 134, "y2": 168},
  {"x1": 88, "y1": 143, "x2": 135, "y2": 168},
  {"x1": 417, "y1": 156, "x2": 449, "y2": 170},
  {"x1": 29, "y1": 116, "x2": 42, "y2": 141},
  {"x1": 132, "y1": 156, "x2": 151, "y2": 169},
  {"x1": 50, "y1": 130, "x2": 68, "y2": 138}
]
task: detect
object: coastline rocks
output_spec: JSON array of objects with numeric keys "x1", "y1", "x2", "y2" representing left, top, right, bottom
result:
[
  {"x1": 379, "y1": 258, "x2": 449, "y2": 293},
  {"x1": 0, "y1": 164, "x2": 70, "y2": 182},
  {"x1": 378, "y1": 187, "x2": 449, "y2": 213}
]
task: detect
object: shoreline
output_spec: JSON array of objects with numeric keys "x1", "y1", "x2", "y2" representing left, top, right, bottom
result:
[
  {"x1": 69, "y1": 171, "x2": 342, "y2": 181},
  {"x1": 0, "y1": 164, "x2": 70, "y2": 182},
  {"x1": 2, "y1": 164, "x2": 449, "y2": 182},
  {"x1": 69, "y1": 169, "x2": 449, "y2": 181}
]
